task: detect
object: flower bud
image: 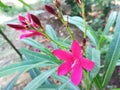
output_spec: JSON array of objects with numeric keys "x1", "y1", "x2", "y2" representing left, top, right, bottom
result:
[
  {"x1": 7, "y1": 24, "x2": 26, "y2": 30},
  {"x1": 82, "y1": 38, "x2": 86, "y2": 46},
  {"x1": 53, "y1": 0, "x2": 60, "y2": 9},
  {"x1": 45, "y1": 5, "x2": 58, "y2": 17},
  {"x1": 30, "y1": 14, "x2": 43, "y2": 28},
  {"x1": 75, "y1": 0, "x2": 81, "y2": 4}
]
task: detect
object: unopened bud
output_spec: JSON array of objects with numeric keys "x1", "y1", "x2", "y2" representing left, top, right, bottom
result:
[
  {"x1": 82, "y1": 38, "x2": 86, "y2": 46},
  {"x1": 53, "y1": 0, "x2": 60, "y2": 9},
  {"x1": 75, "y1": 0, "x2": 81, "y2": 4},
  {"x1": 30, "y1": 14, "x2": 43, "y2": 28},
  {"x1": 45, "y1": 5, "x2": 58, "y2": 17}
]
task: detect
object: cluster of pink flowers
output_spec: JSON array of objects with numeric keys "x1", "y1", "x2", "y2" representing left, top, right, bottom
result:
[{"x1": 7, "y1": 13, "x2": 43, "y2": 39}]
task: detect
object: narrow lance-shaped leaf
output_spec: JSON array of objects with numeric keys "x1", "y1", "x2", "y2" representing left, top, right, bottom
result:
[
  {"x1": 22, "y1": 49, "x2": 53, "y2": 84},
  {"x1": 22, "y1": 38, "x2": 60, "y2": 64},
  {"x1": 18, "y1": 0, "x2": 33, "y2": 10},
  {"x1": 4, "y1": 72, "x2": 22, "y2": 90},
  {"x1": 86, "y1": 46, "x2": 100, "y2": 79},
  {"x1": 0, "y1": 1, "x2": 8, "y2": 9},
  {"x1": 46, "y1": 24, "x2": 58, "y2": 49},
  {"x1": 23, "y1": 67, "x2": 57, "y2": 90},
  {"x1": 20, "y1": 48, "x2": 51, "y2": 62},
  {"x1": 111, "y1": 88, "x2": 120, "y2": 90},
  {"x1": 97, "y1": 35, "x2": 106, "y2": 49},
  {"x1": 64, "y1": 15, "x2": 98, "y2": 46},
  {"x1": 93, "y1": 74, "x2": 102, "y2": 90},
  {"x1": 86, "y1": 46, "x2": 102, "y2": 90},
  {"x1": 51, "y1": 73, "x2": 79, "y2": 90},
  {"x1": 22, "y1": 38, "x2": 51, "y2": 54},
  {"x1": 102, "y1": 11, "x2": 120, "y2": 87},
  {"x1": 103, "y1": 11, "x2": 117, "y2": 35},
  {"x1": 58, "y1": 80, "x2": 71, "y2": 90},
  {"x1": 23, "y1": 55, "x2": 40, "y2": 79},
  {"x1": 0, "y1": 60, "x2": 49, "y2": 77}
]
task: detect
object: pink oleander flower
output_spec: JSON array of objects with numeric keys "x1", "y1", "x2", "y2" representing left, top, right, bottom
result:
[
  {"x1": 7, "y1": 13, "x2": 43, "y2": 39},
  {"x1": 52, "y1": 40, "x2": 95, "y2": 85}
]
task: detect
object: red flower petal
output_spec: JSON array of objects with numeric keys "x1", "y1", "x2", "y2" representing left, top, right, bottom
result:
[
  {"x1": 71, "y1": 40, "x2": 82, "y2": 58},
  {"x1": 45, "y1": 5, "x2": 58, "y2": 16},
  {"x1": 52, "y1": 49, "x2": 74, "y2": 62},
  {"x1": 18, "y1": 16, "x2": 27, "y2": 25},
  {"x1": 27, "y1": 13, "x2": 31, "y2": 22},
  {"x1": 58, "y1": 62, "x2": 71, "y2": 76},
  {"x1": 71, "y1": 64, "x2": 82, "y2": 85},
  {"x1": 7, "y1": 24, "x2": 25, "y2": 30},
  {"x1": 81, "y1": 58, "x2": 95, "y2": 71},
  {"x1": 20, "y1": 31, "x2": 43, "y2": 39},
  {"x1": 30, "y1": 14, "x2": 41, "y2": 27}
]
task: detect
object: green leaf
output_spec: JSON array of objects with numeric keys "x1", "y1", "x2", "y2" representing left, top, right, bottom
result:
[
  {"x1": 21, "y1": 48, "x2": 55, "y2": 85},
  {"x1": 86, "y1": 46, "x2": 100, "y2": 79},
  {"x1": 97, "y1": 35, "x2": 106, "y2": 49},
  {"x1": 22, "y1": 52, "x2": 52, "y2": 84},
  {"x1": 0, "y1": 1, "x2": 8, "y2": 9},
  {"x1": 58, "y1": 80, "x2": 71, "y2": 90},
  {"x1": 29, "y1": 68, "x2": 40, "y2": 79},
  {"x1": 111, "y1": 88, "x2": 120, "y2": 90},
  {"x1": 37, "y1": 88, "x2": 69, "y2": 90},
  {"x1": 23, "y1": 67, "x2": 57, "y2": 90},
  {"x1": 116, "y1": 60, "x2": 120, "y2": 66},
  {"x1": 102, "y1": 11, "x2": 120, "y2": 87},
  {"x1": 22, "y1": 38, "x2": 60, "y2": 64},
  {"x1": 3, "y1": 72, "x2": 22, "y2": 90},
  {"x1": 57, "y1": 38, "x2": 71, "y2": 48},
  {"x1": 103, "y1": 11, "x2": 117, "y2": 35},
  {"x1": 22, "y1": 54, "x2": 41, "y2": 79},
  {"x1": 93, "y1": 74, "x2": 102, "y2": 90},
  {"x1": 23, "y1": 55, "x2": 40, "y2": 79},
  {"x1": 46, "y1": 24, "x2": 58, "y2": 40},
  {"x1": 0, "y1": 60, "x2": 50, "y2": 77},
  {"x1": 46, "y1": 24, "x2": 58, "y2": 49},
  {"x1": 37, "y1": 84, "x2": 57, "y2": 90},
  {"x1": 18, "y1": 0, "x2": 33, "y2": 10},
  {"x1": 20, "y1": 48, "x2": 51, "y2": 62},
  {"x1": 22, "y1": 38, "x2": 51, "y2": 54},
  {"x1": 64, "y1": 16, "x2": 98, "y2": 46},
  {"x1": 36, "y1": 88, "x2": 56, "y2": 90},
  {"x1": 51, "y1": 73, "x2": 79, "y2": 90}
]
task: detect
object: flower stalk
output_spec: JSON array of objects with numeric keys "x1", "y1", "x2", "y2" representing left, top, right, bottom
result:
[
  {"x1": 76, "y1": 0, "x2": 87, "y2": 53},
  {"x1": 57, "y1": 6, "x2": 74, "y2": 40},
  {"x1": 83, "y1": 70, "x2": 90, "y2": 90},
  {"x1": 43, "y1": 32, "x2": 68, "y2": 49},
  {"x1": 81, "y1": 0, "x2": 87, "y2": 39},
  {"x1": 45, "y1": 1, "x2": 74, "y2": 40},
  {"x1": 0, "y1": 28, "x2": 22, "y2": 59}
]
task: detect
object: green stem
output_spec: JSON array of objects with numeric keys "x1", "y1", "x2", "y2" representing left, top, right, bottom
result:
[
  {"x1": 81, "y1": 0, "x2": 87, "y2": 39},
  {"x1": 63, "y1": 35, "x2": 71, "y2": 42},
  {"x1": 35, "y1": 27, "x2": 68, "y2": 49},
  {"x1": 44, "y1": 32, "x2": 68, "y2": 49},
  {"x1": 88, "y1": 79, "x2": 94, "y2": 90},
  {"x1": 0, "y1": 29, "x2": 22, "y2": 59},
  {"x1": 66, "y1": 26, "x2": 74, "y2": 40},
  {"x1": 83, "y1": 70, "x2": 90, "y2": 90},
  {"x1": 79, "y1": 85, "x2": 83, "y2": 90},
  {"x1": 18, "y1": 0, "x2": 33, "y2": 10},
  {"x1": 58, "y1": 7, "x2": 74, "y2": 40}
]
